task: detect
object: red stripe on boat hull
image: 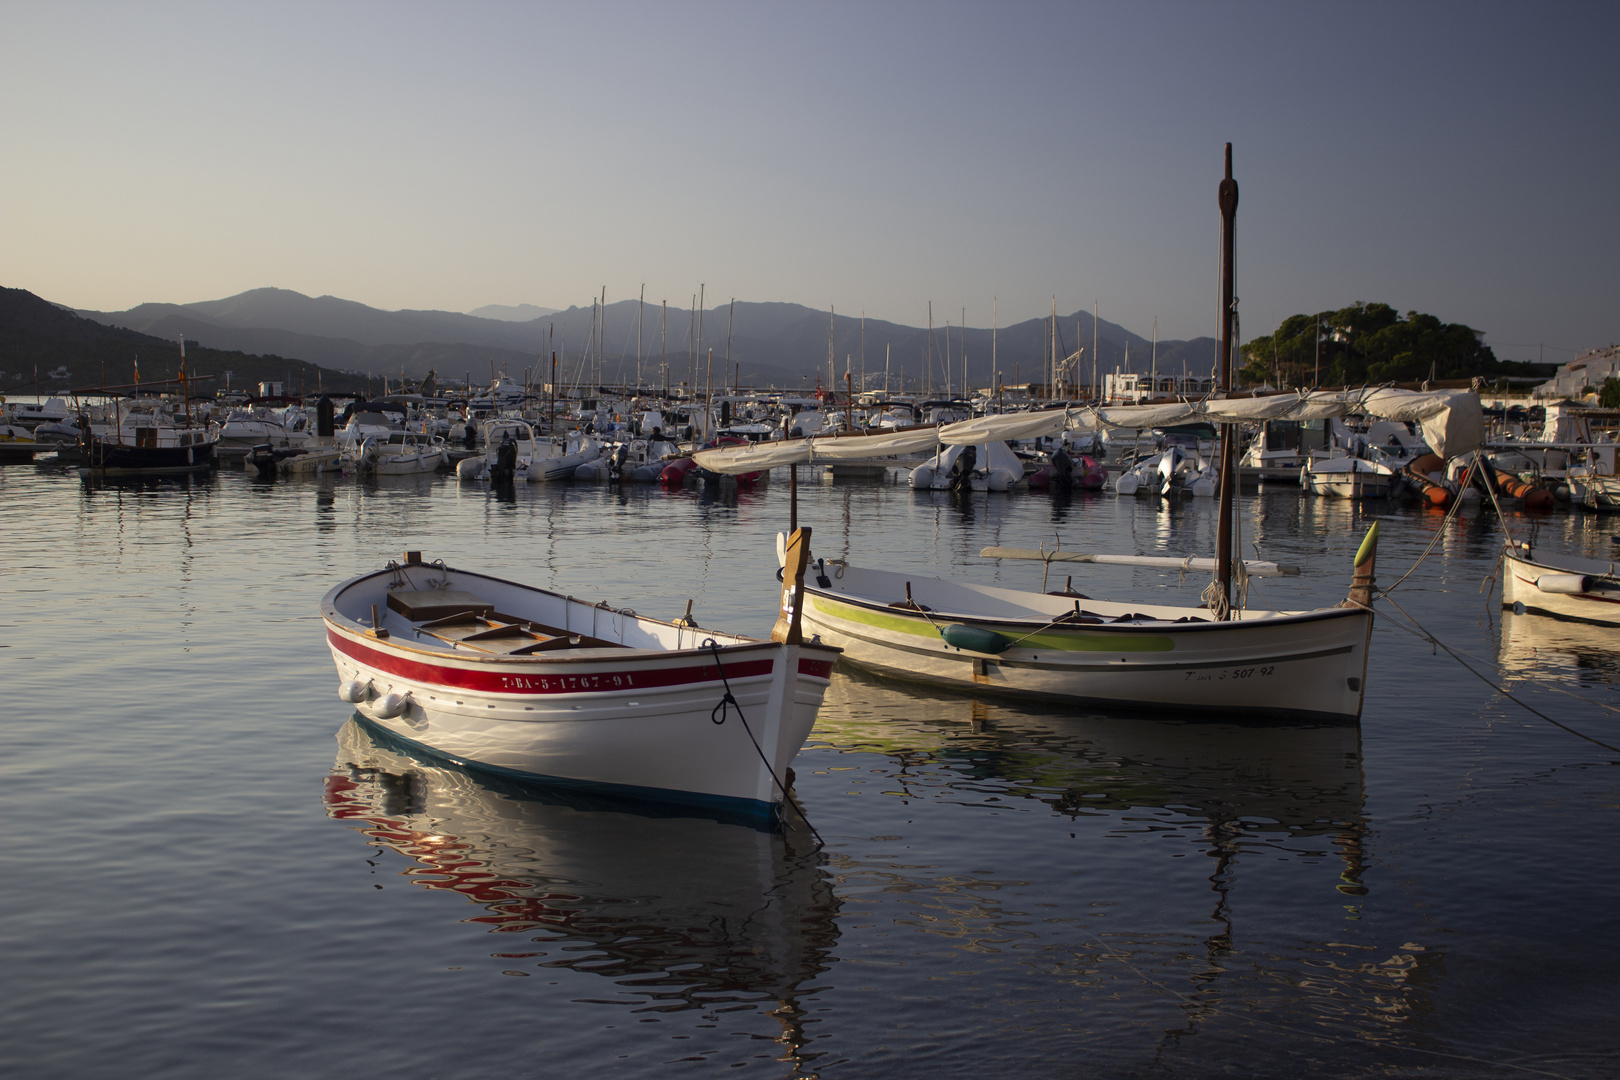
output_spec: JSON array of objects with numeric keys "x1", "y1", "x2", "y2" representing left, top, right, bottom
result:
[{"x1": 328, "y1": 628, "x2": 781, "y2": 695}]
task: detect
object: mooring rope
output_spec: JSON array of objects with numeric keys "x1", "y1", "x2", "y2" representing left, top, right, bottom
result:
[
  {"x1": 1381, "y1": 453, "x2": 1481, "y2": 596},
  {"x1": 703, "y1": 639, "x2": 826, "y2": 846},
  {"x1": 1373, "y1": 591, "x2": 1620, "y2": 754}
]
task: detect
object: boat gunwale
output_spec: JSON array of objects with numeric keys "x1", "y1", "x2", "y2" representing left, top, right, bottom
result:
[
  {"x1": 814, "y1": 614, "x2": 1362, "y2": 670},
  {"x1": 322, "y1": 564, "x2": 842, "y2": 667},
  {"x1": 803, "y1": 576, "x2": 1369, "y2": 634}
]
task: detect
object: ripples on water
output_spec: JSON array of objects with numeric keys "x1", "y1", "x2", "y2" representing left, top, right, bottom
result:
[{"x1": 2, "y1": 463, "x2": 1616, "y2": 1078}]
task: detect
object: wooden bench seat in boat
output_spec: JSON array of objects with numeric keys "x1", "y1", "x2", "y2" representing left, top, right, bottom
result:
[
  {"x1": 401, "y1": 603, "x2": 626, "y2": 654},
  {"x1": 387, "y1": 588, "x2": 494, "y2": 622}
]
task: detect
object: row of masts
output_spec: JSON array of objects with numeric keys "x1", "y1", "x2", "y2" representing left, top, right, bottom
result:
[{"x1": 528, "y1": 285, "x2": 1205, "y2": 405}]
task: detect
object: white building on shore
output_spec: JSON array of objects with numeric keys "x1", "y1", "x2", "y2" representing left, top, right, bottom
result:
[{"x1": 1534, "y1": 346, "x2": 1620, "y2": 400}]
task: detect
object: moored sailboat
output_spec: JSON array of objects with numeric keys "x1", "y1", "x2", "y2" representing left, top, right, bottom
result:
[{"x1": 693, "y1": 145, "x2": 1485, "y2": 722}]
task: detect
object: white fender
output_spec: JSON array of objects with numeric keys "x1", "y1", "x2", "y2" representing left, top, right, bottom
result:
[
  {"x1": 372, "y1": 691, "x2": 410, "y2": 719},
  {"x1": 456, "y1": 457, "x2": 483, "y2": 480},
  {"x1": 337, "y1": 679, "x2": 370, "y2": 703},
  {"x1": 1535, "y1": 573, "x2": 1591, "y2": 595}
]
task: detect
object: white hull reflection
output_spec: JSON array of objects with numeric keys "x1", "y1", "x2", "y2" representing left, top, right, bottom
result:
[{"x1": 326, "y1": 719, "x2": 837, "y2": 1025}]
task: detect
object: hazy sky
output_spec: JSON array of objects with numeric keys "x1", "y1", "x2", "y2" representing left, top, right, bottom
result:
[{"x1": 4, "y1": 1, "x2": 1615, "y2": 362}]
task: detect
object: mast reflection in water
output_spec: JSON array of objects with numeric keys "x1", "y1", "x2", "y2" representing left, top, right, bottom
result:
[
  {"x1": 805, "y1": 671, "x2": 1449, "y2": 1058},
  {"x1": 323, "y1": 720, "x2": 840, "y2": 1064}
]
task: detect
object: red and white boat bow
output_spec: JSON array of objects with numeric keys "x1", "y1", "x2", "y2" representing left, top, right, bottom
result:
[{"x1": 321, "y1": 536, "x2": 839, "y2": 822}]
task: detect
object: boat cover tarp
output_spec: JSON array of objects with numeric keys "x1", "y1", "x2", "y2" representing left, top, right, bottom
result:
[{"x1": 691, "y1": 388, "x2": 1483, "y2": 473}]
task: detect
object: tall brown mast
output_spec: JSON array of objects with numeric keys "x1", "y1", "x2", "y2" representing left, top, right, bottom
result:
[{"x1": 1214, "y1": 143, "x2": 1239, "y2": 618}]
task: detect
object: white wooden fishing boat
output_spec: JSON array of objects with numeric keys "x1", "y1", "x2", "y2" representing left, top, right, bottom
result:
[
  {"x1": 78, "y1": 421, "x2": 218, "y2": 476},
  {"x1": 322, "y1": 536, "x2": 840, "y2": 821},
  {"x1": 1303, "y1": 455, "x2": 1396, "y2": 499},
  {"x1": 775, "y1": 527, "x2": 1378, "y2": 721},
  {"x1": 694, "y1": 147, "x2": 1486, "y2": 724},
  {"x1": 1500, "y1": 541, "x2": 1620, "y2": 626}
]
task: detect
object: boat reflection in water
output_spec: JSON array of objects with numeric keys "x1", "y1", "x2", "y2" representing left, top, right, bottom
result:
[
  {"x1": 324, "y1": 718, "x2": 839, "y2": 1056},
  {"x1": 806, "y1": 671, "x2": 1452, "y2": 1057},
  {"x1": 816, "y1": 668, "x2": 1370, "y2": 893},
  {"x1": 1499, "y1": 608, "x2": 1620, "y2": 685}
]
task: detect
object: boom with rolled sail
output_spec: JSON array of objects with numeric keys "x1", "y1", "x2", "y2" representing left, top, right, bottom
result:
[{"x1": 691, "y1": 387, "x2": 1484, "y2": 475}]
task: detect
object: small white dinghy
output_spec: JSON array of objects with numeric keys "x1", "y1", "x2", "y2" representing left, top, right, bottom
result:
[
  {"x1": 322, "y1": 535, "x2": 841, "y2": 822},
  {"x1": 1500, "y1": 541, "x2": 1620, "y2": 626},
  {"x1": 1303, "y1": 455, "x2": 1396, "y2": 499}
]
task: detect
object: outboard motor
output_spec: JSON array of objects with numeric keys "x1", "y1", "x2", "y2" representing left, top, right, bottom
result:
[
  {"x1": 463, "y1": 421, "x2": 478, "y2": 450},
  {"x1": 613, "y1": 442, "x2": 629, "y2": 481},
  {"x1": 948, "y1": 444, "x2": 977, "y2": 496},
  {"x1": 492, "y1": 435, "x2": 517, "y2": 482},
  {"x1": 1050, "y1": 447, "x2": 1074, "y2": 491}
]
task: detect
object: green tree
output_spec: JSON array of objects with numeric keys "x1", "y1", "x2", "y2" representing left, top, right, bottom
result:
[
  {"x1": 1242, "y1": 302, "x2": 1497, "y2": 388},
  {"x1": 1600, "y1": 377, "x2": 1620, "y2": 409}
]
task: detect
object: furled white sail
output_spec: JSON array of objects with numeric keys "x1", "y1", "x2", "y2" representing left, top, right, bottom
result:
[{"x1": 691, "y1": 388, "x2": 1482, "y2": 474}]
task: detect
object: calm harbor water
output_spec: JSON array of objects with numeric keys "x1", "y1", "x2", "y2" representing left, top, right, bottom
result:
[{"x1": 3, "y1": 461, "x2": 1616, "y2": 1079}]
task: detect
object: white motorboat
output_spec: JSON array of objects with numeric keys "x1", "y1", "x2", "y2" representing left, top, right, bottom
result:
[
  {"x1": 1115, "y1": 444, "x2": 1217, "y2": 497},
  {"x1": 1500, "y1": 541, "x2": 1619, "y2": 626},
  {"x1": 455, "y1": 419, "x2": 542, "y2": 482},
  {"x1": 1303, "y1": 456, "x2": 1396, "y2": 499},
  {"x1": 215, "y1": 403, "x2": 310, "y2": 463},
  {"x1": 347, "y1": 431, "x2": 447, "y2": 475},
  {"x1": 2, "y1": 395, "x2": 72, "y2": 431},
  {"x1": 909, "y1": 441, "x2": 1023, "y2": 491},
  {"x1": 245, "y1": 437, "x2": 342, "y2": 477},
  {"x1": 573, "y1": 436, "x2": 681, "y2": 482},
  {"x1": 0, "y1": 422, "x2": 51, "y2": 463},
  {"x1": 321, "y1": 537, "x2": 841, "y2": 821},
  {"x1": 534, "y1": 433, "x2": 604, "y2": 481}
]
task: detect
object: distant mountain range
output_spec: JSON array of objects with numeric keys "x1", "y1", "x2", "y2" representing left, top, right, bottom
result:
[
  {"x1": 72, "y1": 286, "x2": 1217, "y2": 392},
  {"x1": 468, "y1": 303, "x2": 559, "y2": 322},
  {"x1": 1, "y1": 287, "x2": 370, "y2": 395}
]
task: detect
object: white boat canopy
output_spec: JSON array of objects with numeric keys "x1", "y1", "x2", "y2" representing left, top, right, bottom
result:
[{"x1": 691, "y1": 387, "x2": 1484, "y2": 474}]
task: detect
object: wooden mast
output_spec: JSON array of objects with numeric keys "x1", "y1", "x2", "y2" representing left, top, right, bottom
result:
[{"x1": 1214, "y1": 142, "x2": 1240, "y2": 617}]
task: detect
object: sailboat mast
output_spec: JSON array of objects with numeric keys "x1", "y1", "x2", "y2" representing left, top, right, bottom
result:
[
  {"x1": 926, "y1": 302, "x2": 933, "y2": 398},
  {"x1": 725, "y1": 298, "x2": 735, "y2": 394},
  {"x1": 1214, "y1": 143, "x2": 1240, "y2": 618},
  {"x1": 1050, "y1": 297, "x2": 1057, "y2": 402}
]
